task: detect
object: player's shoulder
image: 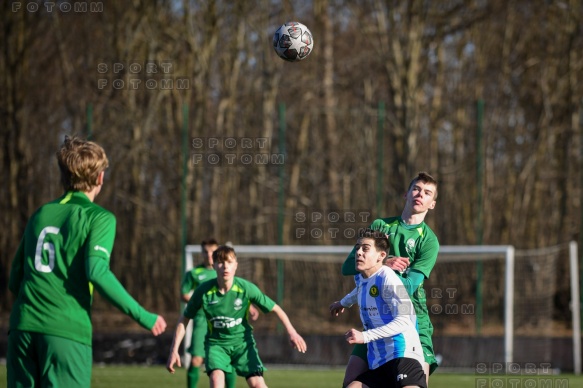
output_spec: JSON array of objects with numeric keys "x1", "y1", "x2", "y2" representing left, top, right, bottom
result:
[
  {"x1": 196, "y1": 278, "x2": 219, "y2": 293},
  {"x1": 420, "y1": 223, "x2": 439, "y2": 244},
  {"x1": 378, "y1": 216, "x2": 399, "y2": 226},
  {"x1": 68, "y1": 192, "x2": 115, "y2": 221},
  {"x1": 233, "y1": 277, "x2": 261, "y2": 292},
  {"x1": 35, "y1": 192, "x2": 115, "y2": 223},
  {"x1": 378, "y1": 265, "x2": 399, "y2": 279}
]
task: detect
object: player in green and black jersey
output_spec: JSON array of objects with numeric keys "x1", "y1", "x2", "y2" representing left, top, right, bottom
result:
[
  {"x1": 168, "y1": 245, "x2": 307, "y2": 388},
  {"x1": 7, "y1": 136, "x2": 167, "y2": 387}
]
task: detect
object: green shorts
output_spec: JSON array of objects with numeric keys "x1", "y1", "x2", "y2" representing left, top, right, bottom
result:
[
  {"x1": 7, "y1": 329, "x2": 92, "y2": 387},
  {"x1": 189, "y1": 311, "x2": 208, "y2": 357},
  {"x1": 205, "y1": 337, "x2": 265, "y2": 378},
  {"x1": 352, "y1": 318, "x2": 438, "y2": 375}
]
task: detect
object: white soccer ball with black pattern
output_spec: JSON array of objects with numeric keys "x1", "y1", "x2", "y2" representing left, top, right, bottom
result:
[{"x1": 273, "y1": 21, "x2": 314, "y2": 62}]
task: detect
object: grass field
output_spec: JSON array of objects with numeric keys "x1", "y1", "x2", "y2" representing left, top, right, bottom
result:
[{"x1": 1, "y1": 364, "x2": 582, "y2": 387}]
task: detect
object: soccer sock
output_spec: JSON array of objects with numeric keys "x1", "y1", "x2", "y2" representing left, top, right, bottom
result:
[
  {"x1": 225, "y1": 370, "x2": 237, "y2": 388},
  {"x1": 187, "y1": 365, "x2": 200, "y2": 388}
]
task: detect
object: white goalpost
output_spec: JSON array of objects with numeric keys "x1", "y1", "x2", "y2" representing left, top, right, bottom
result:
[{"x1": 183, "y1": 243, "x2": 581, "y2": 373}]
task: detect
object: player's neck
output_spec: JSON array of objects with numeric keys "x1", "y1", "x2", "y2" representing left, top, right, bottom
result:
[
  {"x1": 84, "y1": 184, "x2": 101, "y2": 202},
  {"x1": 401, "y1": 210, "x2": 427, "y2": 225},
  {"x1": 83, "y1": 190, "x2": 97, "y2": 202},
  {"x1": 360, "y1": 264, "x2": 383, "y2": 279},
  {"x1": 217, "y1": 278, "x2": 234, "y2": 293}
]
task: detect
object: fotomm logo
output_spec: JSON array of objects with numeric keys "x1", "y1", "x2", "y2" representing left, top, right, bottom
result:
[
  {"x1": 96, "y1": 61, "x2": 189, "y2": 90},
  {"x1": 293, "y1": 209, "x2": 372, "y2": 241},
  {"x1": 191, "y1": 137, "x2": 284, "y2": 167}
]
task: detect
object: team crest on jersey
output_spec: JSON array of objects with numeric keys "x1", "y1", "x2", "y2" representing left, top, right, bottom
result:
[
  {"x1": 234, "y1": 298, "x2": 243, "y2": 310},
  {"x1": 406, "y1": 238, "x2": 416, "y2": 255},
  {"x1": 369, "y1": 285, "x2": 379, "y2": 297}
]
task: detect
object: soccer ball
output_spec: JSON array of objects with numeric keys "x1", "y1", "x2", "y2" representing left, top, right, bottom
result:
[{"x1": 273, "y1": 21, "x2": 314, "y2": 62}]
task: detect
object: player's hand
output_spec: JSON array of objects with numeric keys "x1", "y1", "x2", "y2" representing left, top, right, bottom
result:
[
  {"x1": 249, "y1": 304, "x2": 260, "y2": 321},
  {"x1": 329, "y1": 301, "x2": 345, "y2": 317},
  {"x1": 384, "y1": 256, "x2": 410, "y2": 272},
  {"x1": 151, "y1": 315, "x2": 167, "y2": 336},
  {"x1": 344, "y1": 328, "x2": 364, "y2": 344},
  {"x1": 288, "y1": 331, "x2": 307, "y2": 353},
  {"x1": 370, "y1": 219, "x2": 390, "y2": 234},
  {"x1": 166, "y1": 351, "x2": 182, "y2": 373}
]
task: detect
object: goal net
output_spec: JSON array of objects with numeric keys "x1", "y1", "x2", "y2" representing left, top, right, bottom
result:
[{"x1": 183, "y1": 243, "x2": 580, "y2": 372}]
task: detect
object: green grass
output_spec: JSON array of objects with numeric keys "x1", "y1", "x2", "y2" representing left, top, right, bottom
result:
[{"x1": 1, "y1": 364, "x2": 583, "y2": 387}]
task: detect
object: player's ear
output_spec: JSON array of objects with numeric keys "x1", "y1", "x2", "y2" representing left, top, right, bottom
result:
[
  {"x1": 379, "y1": 250, "x2": 387, "y2": 261},
  {"x1": 429, "y1": 200, "x2": 436, "y2": 210},
  {"x1": 97, "y1": 170, "x2": 105, "y2": 186}
]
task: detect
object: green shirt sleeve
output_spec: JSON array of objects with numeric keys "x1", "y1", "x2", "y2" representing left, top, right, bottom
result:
[
  {"x1": 341, "y1": 245, "x2": 358, "y2": 276},
  {"x1": 342, "y1": 217, "x2": 393, "y2": 276},
  {"x1": 245, "y1": 280, "x2": 276, "y2": 313},
  {"x1": 396, "y1": 269, "x2": 425, "y2": 296},
  {"x1": 183, "y1": 283, "x2": 205, "y2": 319},
  {"x1": 180, "y1": 271, "x2": 194, "y2": 295},
  {"x1": 8, "y1": 237, "x2": 25, "y2": 296},
  {"x1": 87, "y1": 255, "x2": 158, "y2": 330},
  {"x1": 409, "y1": 229, "x2": 439, "y2": 279}
]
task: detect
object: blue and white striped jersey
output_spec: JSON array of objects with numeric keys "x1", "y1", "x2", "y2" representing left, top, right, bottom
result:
[{"x1": 340, "y1": 266, "x2": 425, "y2": 369}]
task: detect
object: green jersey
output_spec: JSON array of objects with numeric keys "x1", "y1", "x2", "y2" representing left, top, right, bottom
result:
[
  {"x1": 343, "y1": 216, "x2": 440, "y2": 373},
  {"x1": 9, "y1": 191, "x2": 156, "y2": 346},
  {"x1": 181, "y1": 264, "x2": 217, "y2": 295},
  {"x1": 184, "y1": 277, "x2": 276, "y2": 345},
  {"x1": 342, "y1": 216, "x2": 439, "y2": 318}
]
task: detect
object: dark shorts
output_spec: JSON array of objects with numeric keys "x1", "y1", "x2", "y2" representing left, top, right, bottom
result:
[{"x1": 354, "y1": 357, "x2": 427, "y2": 388}]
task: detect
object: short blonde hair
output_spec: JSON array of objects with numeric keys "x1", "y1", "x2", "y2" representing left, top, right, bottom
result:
[{"x1": 56, "y1": 136, "x2": 109, "y2": 192}]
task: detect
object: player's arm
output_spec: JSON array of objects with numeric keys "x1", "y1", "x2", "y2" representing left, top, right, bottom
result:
[
  {"x1": 166, "y1": 314, "x2": 191, "y2": 373},
  {"x1": 270, "y1": 304, "x2": 307, "y2": 353},
  {"x1": 245, "y1": 279, "x2": 306, "y2": 352},
  {"x1": 180, "y1": 272, "x2": 194, "y2": 303},
  {"x1": 248, "y1": 304, "x2": 260, "y2": 321},
  {"x1": 8, "y1": 237, "x2": 25, "y2": 296},
  {"x1": 330, "y1": 286, "x2": 358, "y2": 316},
  {"x1": 348, "y1": 281, "x2": 414, "y2": 344},
  {"x1": 395, "y1": 269, "x2": 425, "y2": 296},
  {"x1": 355, "y1": 315, "x2": 413, "y2": 343},
  {"x1": 87, "y1": 256, "x2": 166, "y2": 335},
  {"x1": 408, "y1": 233, "x2": 440, "y2": 279},
  {"x1": 395, "y1": 234, "x2": 439, "y2": 295}
]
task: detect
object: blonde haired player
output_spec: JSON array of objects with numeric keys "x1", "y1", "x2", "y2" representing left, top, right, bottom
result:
[{"x1": 7, "y1": 136, "x2": 166, "y2": 387}]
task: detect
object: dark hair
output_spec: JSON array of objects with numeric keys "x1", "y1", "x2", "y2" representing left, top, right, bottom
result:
[
  {"x1": 358, "y1": 228, "x2": 389, "y2": 252},
  {"x1": 408, "y1": 171, "x2": 438, "y2": 199},
  {"x1": 212, "y1": 245, "x2": 236, "y2": 263},
  {"x1": 200, "y1": 238, "x2": 219, "y2": 249}
]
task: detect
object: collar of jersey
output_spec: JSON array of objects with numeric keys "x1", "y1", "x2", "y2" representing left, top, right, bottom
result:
[{"x1": 60, "y1": 191, "x2": 91, "y2": 204}]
